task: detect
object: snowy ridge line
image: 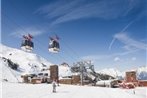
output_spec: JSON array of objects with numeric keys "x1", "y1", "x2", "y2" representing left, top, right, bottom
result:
[
  {"x1": 0, "y1": 44, "x2": 52, "y2": 73},
  {"x1": 96, "y1": 67, "x2": 147, "y2": 80}
]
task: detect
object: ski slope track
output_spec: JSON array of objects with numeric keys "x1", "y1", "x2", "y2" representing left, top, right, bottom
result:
[{"x1": 2, "y1": 83, "x2": 147, "y2": 98}]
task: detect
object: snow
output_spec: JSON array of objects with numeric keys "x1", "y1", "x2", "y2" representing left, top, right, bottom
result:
[
  {"x1": 97, "y1": 68, "x2": 124, "y2": 78},
  {"x1": 137, "y1": 66, "x2": 147, "y2": 80},
  {"x1": 1, "y1": 59, "x2": 22, "y2": 82},
  {"x1": 58, "y1": 65, "x2": 72, "y2": 79},
  {"x1": 0, "y1": 44, "x2": 54, "y2": 82},
  {"x1": 0, "y1": 44, "x2": 52, "y2": 72},
  {"x1": 96, "y1": 79, "x2": 116, "y2": 86},
  {"x1": 0, "y1": 44, "x2": 74, "y2": 83},
  {"x1": 2, "y1": 82, "x2": 146, "y2": 98}
]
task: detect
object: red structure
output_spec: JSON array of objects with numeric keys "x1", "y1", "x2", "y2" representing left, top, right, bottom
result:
[
  {"x1": 119, "y1": 71, "x2": 138, "y2": 89},
  {"x1": 119, "y1": 70, "x2": 147, "y2": 88},
  {"x1": 138, "y1": 80, "x2": 147, "y2": 87}
]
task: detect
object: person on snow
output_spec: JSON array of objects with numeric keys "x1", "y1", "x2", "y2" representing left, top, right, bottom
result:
[{"x1": 52, "y1": 80, "x2": 56, "y2": 93}]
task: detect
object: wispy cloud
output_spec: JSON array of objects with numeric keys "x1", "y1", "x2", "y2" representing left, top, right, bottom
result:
[
  {"x1": 132, "y1": 57, "x2": 136, "y2": 61},
  {"x1": 109, "y1": 38, "x2": 116, "y2": 51},
  {"x1": 36, "y1": 0, "x2": 142, "y2": 26},
  {"x1": 10, "y1": 27, "x2": 44, "y2": 38},
  {"x1": 114, "y1": 33, "x2": 147, "y2": 50},
  {"x1": 109, "y1": 20, "x2": 135, "y2": 50},
  {"x1": 82, "y1": 49, "x2": 138, "y2": 61},
  {"x1": 114, "y1": 57, "x2": 121, "y2": 62}
]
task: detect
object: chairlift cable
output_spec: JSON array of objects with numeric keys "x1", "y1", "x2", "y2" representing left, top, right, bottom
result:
[{"x1": 3, "y1": 3, "x2": 79, "y2": 63}]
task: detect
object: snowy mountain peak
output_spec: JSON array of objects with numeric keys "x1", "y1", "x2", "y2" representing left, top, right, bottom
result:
[
  {"x1": 97, "y1": 68, "x2": 124, "y2": 78},
  {"x1": 59, "y1": 62, "x2": 72, "y2": 78},
  {"x1": 137, "y1": 66, "x2": 147, "y2": 80},
  {"x1": 0, "y1": 44, "x2": 52, "y2": 74},
  {"x1": 97, "y1": 67, "x2": 147, "y2": 80}
]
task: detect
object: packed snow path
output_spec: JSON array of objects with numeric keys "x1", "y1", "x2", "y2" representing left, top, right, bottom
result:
[{"x1": 2, "y1": 82, "x2": 146, "y2": 98}]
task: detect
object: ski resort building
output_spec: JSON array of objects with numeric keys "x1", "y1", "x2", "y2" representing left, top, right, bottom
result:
[
  {"x1": 121, "y1": 71, "x2": 147, "y2": 88},
  {"x1": 125, "y1": 71, "x2": 137, "y2": 82},
  {"x1": 50, "y1": 65, "x2": 59, "y2": 81},
  {"x1": 59, "y1": 75, "x2": 81, "y2": 84},
  {"x1": 125, "y1": 71, "x2": 147, "y2": 86}
]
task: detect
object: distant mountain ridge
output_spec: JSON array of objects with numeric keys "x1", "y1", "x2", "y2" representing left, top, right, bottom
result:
[{"x1": 97, "y1": 67, "x2": 147, "y2": 80}]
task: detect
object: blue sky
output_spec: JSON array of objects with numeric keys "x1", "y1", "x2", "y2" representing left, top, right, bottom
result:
[{"x1": 1, "y1": 0, "x2": 147, "y2": 71}]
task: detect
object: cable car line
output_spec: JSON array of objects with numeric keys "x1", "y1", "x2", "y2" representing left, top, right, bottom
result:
[
  {"x1": 3, "y1": 14, "x2": 70, "y2": 64},
  {"x1": 51, "y1": 33, "x2": 80, "y2": 62},
  {"x1": 61, "y1": 38, "x2": 80, "y2": 60},
  {"x1": 3, "y1": 3, "x2": 80, "y2": 63},
  {"x1": 4, "y1": 17, "x2": 60, "y2": 63},
  {"x1": 2, "y1": 8, "x2": 81, "y2": 64},
  {"x1": 4, "y1": 3, "x2": 81, "y2": 63}
]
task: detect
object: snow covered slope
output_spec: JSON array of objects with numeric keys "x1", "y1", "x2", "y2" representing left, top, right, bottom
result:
[
  {"x1": 1, "y1": 58, "x2": 22, "y2": 82},
  {"x1": 137, "y1": 66, "x2": 147, "y2": 80},
  {"x1": 0, "y1": 44, "x2": 53, "y2": 82},
  {"x1": 0, "y1": 44, "x2": 52, "y2": 72},
  {"x1": 58, "y1": 64, "x2": 72, "y2": 79},
  {"x1": 2, "y1": 83, "x2": 146, "y2": 98},
  {"x1": 97, "y1": 68, "x2": 124, "y2": 78},
  {"x1": 0, "y1": 44, "x2": 74, "y2": 82}
]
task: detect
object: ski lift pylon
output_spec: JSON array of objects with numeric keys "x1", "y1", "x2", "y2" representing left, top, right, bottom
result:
[{"x1": 21, "y1": 34, "x2": 34, "y2": 52}]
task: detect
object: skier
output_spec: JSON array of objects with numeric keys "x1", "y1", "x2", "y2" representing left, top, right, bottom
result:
[{"x1": 52, "y1": 80, "x2": 56, "y2": 93}]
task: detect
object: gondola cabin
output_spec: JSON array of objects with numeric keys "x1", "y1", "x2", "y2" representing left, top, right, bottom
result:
[
  {"x1": 21, "y1": 34, "x2": 34, "y2": 52},
  {"x1": 48, "y1": 36, "x2": 60, "y2": 53}
]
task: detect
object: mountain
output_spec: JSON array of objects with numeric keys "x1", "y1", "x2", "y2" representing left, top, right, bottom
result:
[
  {"x1": 137, "y1": 66, "x2": 147, "y2": 80},
  {"x1": 97, "y1": 67, "x2": 147, "y2": 80},
  {"x1": 0, "y1": 44, "x2": 52, "y2": 71},
  {"x1": 58, "y1": 62, "x2": 72, "y2": 79},
  {"x1": 97, "y1": 68, "x2": 125, "y2": 78},
  {"x1": 0, "y1": 44, "x2": 52, "y2": 82}
]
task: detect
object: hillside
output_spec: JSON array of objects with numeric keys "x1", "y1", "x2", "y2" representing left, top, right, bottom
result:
[
  {"x1": 0, "y1": 44, "x2": 52, "y2": 82},
  {"x1": 0, "y1": 44, "x2": 52, "y2": 71}
]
